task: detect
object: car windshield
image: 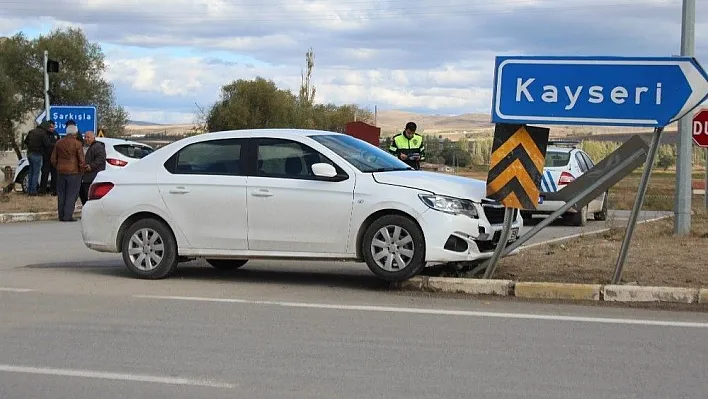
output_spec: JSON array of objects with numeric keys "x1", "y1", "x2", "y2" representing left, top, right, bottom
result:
[
  {"x1": 310, "y1": 134, "x2": 412, "y2": 173},
  {"x1": 545, "y1": 150, "x2": 571, "y2": 167},
  {"x1": 113, "y1": 144, "x2": 155, "y2": 159}
]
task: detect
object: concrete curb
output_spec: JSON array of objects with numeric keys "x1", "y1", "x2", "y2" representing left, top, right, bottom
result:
[
  {"x1": 515, "y1": 282, "x2": 601, "y2": 301},
  {"x1": 0, "y1": 210, "x2": 81, "y2": 224},
  {"x1": 603, "y1": 285, "x2": 700, "y2": 304},
  {"x1": 396, "y1": 276, "x2": 706, "y2": 305},
  {"x1": 699, "y1": 289, "x2": 708, "y2": 304}
]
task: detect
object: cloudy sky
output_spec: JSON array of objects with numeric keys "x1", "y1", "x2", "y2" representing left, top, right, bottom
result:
[{"x1": 1, "y1": 0, "x2": 707, "y2": 124}]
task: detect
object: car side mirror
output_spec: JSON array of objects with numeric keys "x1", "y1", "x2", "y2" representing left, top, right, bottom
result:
[{"x1": 311, "y1": 162, "x2": 337, "y2": 178}]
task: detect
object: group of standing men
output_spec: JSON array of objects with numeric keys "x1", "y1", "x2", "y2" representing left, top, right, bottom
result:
[{"x1": 24, "y1": 119, "x2": 106, "y2": 222}]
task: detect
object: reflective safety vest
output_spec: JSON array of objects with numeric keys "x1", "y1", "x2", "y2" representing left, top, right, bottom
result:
[{"x1": 389, "y1": 133, "x2": 425, "y2": 158}]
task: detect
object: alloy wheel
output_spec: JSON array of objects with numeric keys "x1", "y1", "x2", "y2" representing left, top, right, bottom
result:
[
  {"x1": 370, "y1": 225, "x2": 415, "y2": 271},
  {"x1": 127, "y1": 228, "x2": 165, "y2": 271}
]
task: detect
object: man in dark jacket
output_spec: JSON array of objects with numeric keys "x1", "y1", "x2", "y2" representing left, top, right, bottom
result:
[
  {"x1": 51, "y1": 131, "x2": 86, "y2": 222},
  {"x1": 79, "y1": 131, "x2": 106, "y2": 205},
  {"x1": 39, "y1": 120, "x2": 60, "y2": 195},
  {"x1": 23, "y1": 120, "x2": 52, "y2": 196}
]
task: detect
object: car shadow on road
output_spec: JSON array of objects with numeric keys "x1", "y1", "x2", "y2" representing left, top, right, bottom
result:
[{"x1": 23, "y1": 259, "x2": 393, "y2": 291}]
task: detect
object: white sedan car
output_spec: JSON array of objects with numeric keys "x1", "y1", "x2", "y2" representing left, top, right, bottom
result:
[
  {"x1": 81, "y1": 129, "x2": 523, "y2": 282},
  {"x1": 14, "y1": 137, "x2": 154, "y2": 193},
  {"x1": 521, "y1": 141, "x2": 607, "y2": 226}
]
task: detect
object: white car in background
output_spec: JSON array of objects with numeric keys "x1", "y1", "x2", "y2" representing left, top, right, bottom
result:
[
  {"x1": 81, "y1": 129, "x2": 523, "y2": 282},
  {"x1": 14, "y1": 137, "x2": 154, "y2": 193},
  {"x1": 521, "y1": 141, "x2": 608, "y2": 226}
]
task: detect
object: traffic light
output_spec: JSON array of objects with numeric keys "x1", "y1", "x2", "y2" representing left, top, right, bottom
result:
[{"x1": 46, "y1": 59, "x2": 59, "y2": 73}]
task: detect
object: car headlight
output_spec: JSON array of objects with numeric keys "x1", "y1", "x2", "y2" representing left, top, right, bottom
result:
[{"x1": 418, "y1": 194, "x2": 479, "y2": 218}]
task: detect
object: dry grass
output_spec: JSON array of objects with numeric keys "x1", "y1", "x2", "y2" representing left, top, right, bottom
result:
[
  {"x1": 0, "y1": 191, "x2": 58, "y2": 213},
  {"x1": 494, "y1": 211, "x2": 708, "y2": 288}
]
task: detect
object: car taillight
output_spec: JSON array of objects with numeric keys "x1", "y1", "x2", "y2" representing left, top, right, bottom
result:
[
  {"x1": 88, "y1": 182, "x2": 114, "y2": 201},
  {"x1": 558, "y1": 171, "x2": 575, "y2": 185},
  {"x1": 107, "y1": 158, "x2": 128, "y2": 167}
]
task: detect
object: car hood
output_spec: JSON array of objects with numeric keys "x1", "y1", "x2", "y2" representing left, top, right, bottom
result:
[{"x1": 372, "y1": 170, "x2": 488, "y2": 202}]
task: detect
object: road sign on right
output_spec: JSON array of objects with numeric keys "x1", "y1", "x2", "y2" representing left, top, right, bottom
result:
[
  {"x1": 693, "y1": 109, "x2": 708, "y2": 148},
  {"x1": 492, "y1": 56, "x2": 708, "y2": 128}
]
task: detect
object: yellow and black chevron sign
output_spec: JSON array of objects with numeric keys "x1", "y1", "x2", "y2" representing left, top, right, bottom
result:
[{"x1": 486, "y1": 123, "x2": 550, "y2": 210}]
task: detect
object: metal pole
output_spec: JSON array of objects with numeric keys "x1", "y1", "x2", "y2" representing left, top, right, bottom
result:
[
  {"x1": 43, "y1": 50, "x2": 50, "y2": 122},
  {"x1": 482, "y1": 207, "x2": 514, "y2": 279},
  {"x1": 612, "y1": 127, "x2": 664, "y2": 284},
  {"x1": 674, "y1": 0, "x2": 695, "y2": 235}
]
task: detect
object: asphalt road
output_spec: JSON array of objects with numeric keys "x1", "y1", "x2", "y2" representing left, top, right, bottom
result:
[{"x1": 1, "y1": 209, "x2": 703, "y2": 399}]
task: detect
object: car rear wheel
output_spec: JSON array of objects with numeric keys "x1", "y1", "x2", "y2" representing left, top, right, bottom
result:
[
  {"x1": 569, "y1": 205, "x2": 588, "y2": 227},
  {"x1": 362, "y1": 214, "x2": 426, "y2": 281},
  {"x1": 206, "y1": 259, "x2": 248, "y2": 270},
  {"x1": 121, "y1": 218, "x2": 178, "y2": 279},
  {"x1": 594, "y1": 193, "x2": 608, "y2": 221}
]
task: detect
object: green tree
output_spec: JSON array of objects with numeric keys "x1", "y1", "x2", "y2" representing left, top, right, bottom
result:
[
  {"x1": 206, "y1": 77, "x2": 298, "y2": 132},
  {"x1": 34, "y1": 28, "x2": 128, "y2": 137},
  {"x1": 440, "y1": 146, "x2": 472, "y2": 167},
  {"x1": 0, "y1": 28, "x2": 128, "y2": 153},
  {"x1": 0, "y1": 34, "x2": 35, "y2": 156},
  {"x1": 0, "y1": 67, "x2": 23, "y2": 156}
]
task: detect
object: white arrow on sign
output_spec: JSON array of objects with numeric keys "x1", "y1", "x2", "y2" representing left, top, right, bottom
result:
[{"x1": 35, "y1": 110, "x2": 46, "y2": 124}]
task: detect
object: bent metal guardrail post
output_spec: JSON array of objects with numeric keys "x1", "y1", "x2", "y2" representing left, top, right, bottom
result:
[
  {"x1": 479, "y1": 135, "x2": 650, "y2": 279},
  {"x1": 482, "y1": 208, "x2": 515, "y2": 279}
]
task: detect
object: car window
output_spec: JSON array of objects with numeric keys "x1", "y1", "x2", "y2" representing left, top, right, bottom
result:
[
  {"x1": 166, "y1": 139, "x2": 244, "y2": 176},
  {"x1": 544, "y1": 150, "x2": 571, "y2": 167},
  {"x1": 581, "y1": 152, "x2": 595, "y2": 169},
  {"x1": 113, "y1": 144, "x2": 154, "y2": 159},
  {"x1": 256, "y1": 138, "x2": 342, "y2": 179},
  {"x1": 575, "y1": 153, "x2": 589, "y2": 172},
  {"x1": 310, "y1": 134, "x2": 411, "y2": 173}
]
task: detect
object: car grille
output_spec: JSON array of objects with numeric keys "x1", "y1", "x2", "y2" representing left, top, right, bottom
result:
[{"x1": 481, "y1": 200, "x2": 518, "y2": 224}]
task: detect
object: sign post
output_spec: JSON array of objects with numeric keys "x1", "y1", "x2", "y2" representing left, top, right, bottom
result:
[
  {"x1": 482, "y1": 123, "x2": 549, "y2": 279},
  {"x1": 692, "y1": 108, "x2": 708, "y2": 210},
  {"x1": 489, "y1": 55, "x2": 708, "y2": 283}
]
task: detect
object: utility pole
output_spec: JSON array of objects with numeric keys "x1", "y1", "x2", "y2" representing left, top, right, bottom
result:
[
  {"x1": 43, "y1": 50, "x2": 50, "y2": 123},
  {"x1": 674, "y1": 0, "x2": 695, "y2": 235}
]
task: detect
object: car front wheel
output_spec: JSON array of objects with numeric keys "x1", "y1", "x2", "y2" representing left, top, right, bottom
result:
[
  {"x1": 121, "y1": 218, "x2": 178, "y2": 279},
  {"x1": 362, "y1": 214, "x2": 426, "y2": 281}
]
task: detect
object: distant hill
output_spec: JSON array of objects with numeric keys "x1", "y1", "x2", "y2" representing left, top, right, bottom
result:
[
  {"x1": 122, "y1": 107, "x2": 699, "y2": 141},
  {"x1": 374, "y1": 110, "x2": 492, "y2": 135},
  {"x1": 127, "y1": 120, "x2": 163, "y2": 126}
]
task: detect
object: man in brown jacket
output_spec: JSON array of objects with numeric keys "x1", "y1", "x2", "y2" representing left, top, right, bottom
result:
[{"x1": 51, "y1": 132, "x2": 86, "y2": 222}]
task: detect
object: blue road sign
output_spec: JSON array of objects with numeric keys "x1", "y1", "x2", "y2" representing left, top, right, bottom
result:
[
  {"x1": 491, "y1": 56, "x2": 708, "y2": 127},
  {"x1": 36, "y1": 105, "x2": 97, "y2": 136}
]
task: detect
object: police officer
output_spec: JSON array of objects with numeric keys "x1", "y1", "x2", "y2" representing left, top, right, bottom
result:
[{"x1": 389, "y1": 121, "x2": 426, "y2": 170}]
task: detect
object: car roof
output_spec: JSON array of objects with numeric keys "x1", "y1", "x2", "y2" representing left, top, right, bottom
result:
[
  {"x1": 546, "y1": 146, "x2": 575, "y2": 154},
  {"x1": 97, "y1": 137, "x2": 153, "y2": 147},
  {"x1": 193, "y1": 128, "x2": 344, "y2": 140}
]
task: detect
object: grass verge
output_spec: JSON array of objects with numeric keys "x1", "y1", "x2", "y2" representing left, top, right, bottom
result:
[
  {"x1": 494, "y1": 211, "x2": 708, "y2": 288},
  {"x1": 0, "y1": 191, "x2": 58, "y2": 213}
]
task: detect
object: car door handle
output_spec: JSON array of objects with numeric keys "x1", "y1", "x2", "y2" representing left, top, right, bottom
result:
[
  {"x1": 251, "y1": 190, "x2": 273, "y2": 198},
  {"x1": 169, "y1": 186, "x2": 190, "y2": 194}
]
